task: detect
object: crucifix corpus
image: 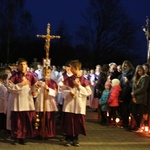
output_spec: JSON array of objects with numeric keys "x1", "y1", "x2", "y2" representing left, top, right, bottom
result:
[
  {"x1": 37, "y1": 23, "x2": 60, "y2": 67},
  {"x1": 37, "y1": 23, "x2": 60, "y2": 138}
]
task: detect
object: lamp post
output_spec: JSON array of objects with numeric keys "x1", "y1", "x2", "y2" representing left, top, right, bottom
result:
[{"x1": 142, "y1": 16, "x2": 150, "y2": 64}]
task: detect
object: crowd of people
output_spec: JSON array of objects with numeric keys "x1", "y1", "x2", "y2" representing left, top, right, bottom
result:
[
  {"x1": 89, "y1": 61, "x2": 150, "y2": 133},
  {"x1": 0, "y1": 58, "x2": 91, "y2": 147},
  {"x1": 0, "y1": 58, "x2": 150, "y2": 147}
]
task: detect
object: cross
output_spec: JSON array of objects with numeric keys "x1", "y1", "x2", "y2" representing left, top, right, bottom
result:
[
  {"x1": 36, "y1": 23, "x2": 60, "y2": 139},
  {"x1": 37, "y1": 23, "x2": 60, "y2": 67}
]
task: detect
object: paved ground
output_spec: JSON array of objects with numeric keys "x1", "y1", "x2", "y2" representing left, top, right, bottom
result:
[{"x1": 0, "y1": 107, "x2": 150, "y2": 150}]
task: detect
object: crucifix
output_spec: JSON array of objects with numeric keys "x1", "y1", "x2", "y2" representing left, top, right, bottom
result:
[
  {"x1": 37, "y1": 23, "x2": 60, "y2": 68},
  {"x1": 37, "y1": 23, "x2": 60, "y2": 138}
]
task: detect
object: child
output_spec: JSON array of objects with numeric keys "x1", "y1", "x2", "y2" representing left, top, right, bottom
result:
[
  {"x1": 34, "y1": 66, "x2": 58, "y2": 139},
  {"x1": 0, "y1": 71, "x2": 8, "y2": 132},
  {"x1": 61, "y1": 60, "x2": 92, "y2": 147},
  {"x1": 108, "y1": 78, "x2": 121, "y2": 126},
  {"x1": 99, "y1": 80, "x2": 111, "y2": 125}
]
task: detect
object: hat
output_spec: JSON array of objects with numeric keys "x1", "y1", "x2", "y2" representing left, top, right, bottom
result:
[{"x1": 105, "y1": 81, "x2": 111, "y2": 87}]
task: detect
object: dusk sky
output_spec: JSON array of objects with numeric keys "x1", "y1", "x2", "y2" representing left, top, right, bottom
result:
[
  {"x1": 25, "y1": 0, "x2": 150, "y2": 62},
  {"x1": 25, "y1": 0, "x2": 88, "y2": 35}
]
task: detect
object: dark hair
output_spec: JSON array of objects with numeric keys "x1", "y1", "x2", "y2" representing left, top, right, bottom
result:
[
  {"x1": 17, "y1": 58, "x2": 27, "y2": 65},
  {"x1": 65, "y1": 60, "x2": 72, "y2": 67},
  {"x1": 133, "y1": 65, "x2": 144, "y2": 83},
  {"x1": 101, "y1": 64, "x2": 109, "y2": 73},
  {"x1": 0, "y1": 70, "x2": 8, "y2": 80},
  {"x1": 143, "y1": 63, "x2": 149, "y2": 69},
  {"x1": 43, "y1": 66, "x2": 52, "y2": 71},
  {"x1": 122, "y1": 60, "x2": 134, "y2": 71},
  {"x1": 69, "y1": 60, "x2": 82, "y2": 70},
  {"x1": 4, "y1": 66, "x2": 11, "y2": 71}
]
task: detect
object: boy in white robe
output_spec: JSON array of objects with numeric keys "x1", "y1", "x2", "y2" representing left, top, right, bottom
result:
[
  {"x1": 61, "y1": 60, "x2": 92, "y2": 147},
  {"x1": 7, "y1": 58, "x2": 37, "y2": 145},
  {"x1": 34, "y1": 67, "x2": 58, "y2": 139},
  {"x1": 0, "y1": 71, "x2": 8, "y2": 132}
]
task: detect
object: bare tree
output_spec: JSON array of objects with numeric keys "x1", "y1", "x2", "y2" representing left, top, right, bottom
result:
[
  {"x1": 76, "y1": 0, "x2": 139, "y2": 65},
  {"x1": 0, "y1": 0, "x2": 35, "y2": 63},
  {"x1": 52, "y1": 21, "x2": 74, "y2": 66}
]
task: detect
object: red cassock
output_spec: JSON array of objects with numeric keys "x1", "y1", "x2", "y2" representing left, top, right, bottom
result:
[
  {"x1": 61, "y1": 75, "x2": 92, "y2": 136},
  {"x1": 8, "y1": 71, "x2": 37, "y2": 139}
]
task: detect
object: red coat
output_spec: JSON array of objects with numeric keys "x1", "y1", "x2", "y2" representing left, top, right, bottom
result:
[{"x1": 108, "y1": 85, "x2": 121, "y2": 107}]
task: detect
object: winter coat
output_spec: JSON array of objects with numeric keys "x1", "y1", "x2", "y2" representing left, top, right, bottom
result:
[
  {"x1": 99, "y1": 89, "x2": 110, "y2": 111},
  {"x1": 109, "y1": 70, "x2": 121, "y2": 80},
  {"x1": 132, "y1": 74, "x2": 149, "y2": 105},
  {"x1": 145, "y1": 73, "x2": 150, "y2": 114},
  {"x1": 120, "y1": 68, "x2": 134, "y2": 103},
  {"x1": 95, "y1": 72, "x2": 108, "y2": 98},
  {"x1": 108, "y1": 85, "x2": 121, "y2": 107}
]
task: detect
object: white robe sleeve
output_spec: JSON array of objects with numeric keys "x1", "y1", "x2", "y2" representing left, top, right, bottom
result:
[
  {"x1": 0, "y1": 85, "x2": 7, "y2": 100},
  {"x1": 6, "y1": 81, "x2": 22, "y2": 94},
  {"x1": 78, "y1": 85, "x2": 92, "y2": 97},
  {"x1": 48, "y1": 88, "x2": 57, "y2": 97}
]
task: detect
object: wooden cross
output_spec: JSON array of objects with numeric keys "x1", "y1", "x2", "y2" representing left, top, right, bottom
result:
[{"x1": 37, "y1": 23, "x2": 60, "y2": 67}]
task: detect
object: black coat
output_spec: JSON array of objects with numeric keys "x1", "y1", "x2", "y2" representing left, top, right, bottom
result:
[
  {"x1": 120, "y1": 68, "x2": 134, "y2": 104},
  {"x1": 147, "y1": 74, "x2": 150, "y2": 114},
  {"x1": 94, "y1": 72, "x2": 108, "y2": 98},
  {"x1": 109, "y1": 70, "x2": 121, "y2": 80}
]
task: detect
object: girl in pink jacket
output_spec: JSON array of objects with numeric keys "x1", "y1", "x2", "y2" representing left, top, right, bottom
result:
[{"x1": 108, "y1": 79, "x2": 121, "y2": 125}]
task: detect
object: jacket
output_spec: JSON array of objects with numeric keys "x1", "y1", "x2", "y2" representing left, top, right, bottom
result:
[
  {"x1": 99, "y1": 89, "x2": 110, "y2": 111},
  {"x1": 108, "y1": 85, "x2": 121, "y2": 107},
  {"x1": 132, "y1": 74, "x2": 149, "y2": 105}
]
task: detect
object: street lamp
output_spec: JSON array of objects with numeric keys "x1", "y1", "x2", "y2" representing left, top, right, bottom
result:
[{"x1": 142, "y1": 16, "x2": 150, "y2": 64}]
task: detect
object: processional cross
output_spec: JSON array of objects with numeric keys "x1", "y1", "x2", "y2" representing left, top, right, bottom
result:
[
  {"x1": 37, "y1": 23, "x2": 60, "y2": 68},
  {"x1": 37, "y1": 23, "x2": 60, "y2": 138}
]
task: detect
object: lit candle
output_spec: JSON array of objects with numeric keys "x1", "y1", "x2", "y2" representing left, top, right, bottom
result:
[
  {"x1": 107, "y1": 111, "x2": 109, "y2": 117},
  {"x1": 141, "y1": 124, "x2": 145, "y2": 130},
  {"x1": 111, "y1": 117, "x2": 113, "y2": 121},
  {"x1": 115, "y1": 118, "x2": 120, "y2": 123},
  {"x1": 129, "y1": 116, "x2": 131, "y2": 122},
  {"x1": 145, "y1": 126, "x2": 149, "y2": 132}
]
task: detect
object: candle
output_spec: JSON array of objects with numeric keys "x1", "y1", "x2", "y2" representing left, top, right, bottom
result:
[
  {"x1": 141, "y1": 124, "x2": 145, "y2": 130},
  {"x1": 115, "y1": 118, "x2": 120, "y2": 123},
  {"x1": 107, "y1": 111, "x2": 109, "y2": 117},
  {"x1": 128, "y1": 116, "x2": 131, "y2": 126},
  {"x1": 129, "y1": 116, "x2": 131, "y2": 122},
  {"x1": 145, "y1": 126, "x2": 149, "y2": 132}
]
